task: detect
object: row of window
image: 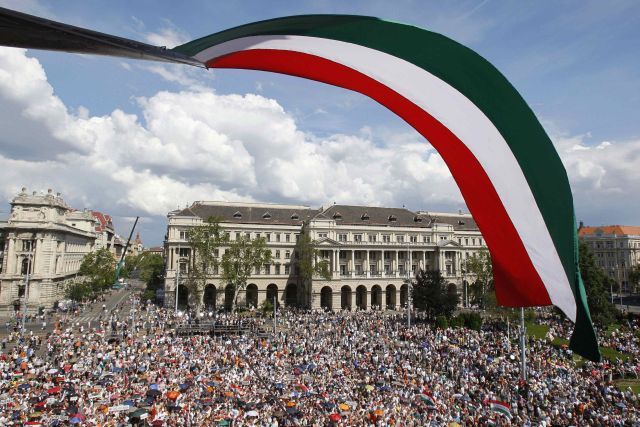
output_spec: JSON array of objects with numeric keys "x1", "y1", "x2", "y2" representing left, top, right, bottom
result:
[
  {"x1": 323, "y1": 232, "x2": 482, "y2": 246},
  {"x1": 178, "y1": 230, "x2": 298, "y2": 243},
  {"x1": 176, "y1": 247, "x2": 293, "y2": 260},
  {"x1": 179, "y1": 262, "x2": 292, "y2": 276},
  {"x1": 589, "y1": 240, "x2": 639, "y2": 249}
]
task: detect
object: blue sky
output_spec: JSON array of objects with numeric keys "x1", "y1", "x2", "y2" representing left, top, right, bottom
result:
[{"x1": 0, "y1": 0, "x2": 638, "y2": 245}]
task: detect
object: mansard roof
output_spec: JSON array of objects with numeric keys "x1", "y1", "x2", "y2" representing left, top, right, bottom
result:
[
  {"x1": 174, "y1": 202, "x2": 318, "y2": 226},
  {"x1": 318, "y1": 205, "x2": 429, "y2": 228},
  {"x1": 417, "y1": 212, "x2": 479, "y2": 231}
]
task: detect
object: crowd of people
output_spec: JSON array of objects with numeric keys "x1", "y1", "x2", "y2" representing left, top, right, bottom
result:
[{"x1": 0, "y1": 298, "x2": 638, "y2": 426}]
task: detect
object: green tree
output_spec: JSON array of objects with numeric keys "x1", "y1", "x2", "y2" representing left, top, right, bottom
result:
[
  {"x1": 65, "y1": 281, "x2": 92, "y2": 302},
  {"x1": 120, "y1": 254, "x2": 139, "y2": 279},
  {"x1": 412, "y1": 270, "x2": 458, "y2": 319},
  {"x1": 462, "y1": 250, "x2": 493, "y2": 309},
  {"x1": 78, "y1": 248, "x2": 116, "y2": 296},
  {"x1": 221, "y1": 235, "x2": 272, "y2": 311},
  {"x1": 294, "y1": 225, "x2": 331, "y2": 308},
  {"x1": 185, "y1": 216, "x2": 227, "y2": 309},
  {"x1": 579, "y1": 242, "x2": 618, "y2": 326},
  {"x1": 138, "y1": 253, "x2": 165, "y2": 290}
]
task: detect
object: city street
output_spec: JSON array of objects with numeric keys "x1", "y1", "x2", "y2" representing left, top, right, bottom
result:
[{"x1": 0, "y1": 279, "x2": 145, "y2": 337}]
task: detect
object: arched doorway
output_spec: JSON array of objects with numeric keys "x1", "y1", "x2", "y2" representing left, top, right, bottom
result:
[
  {"x1": 320, "y1": 286, "x2": 333, "y2": 310},
  {"x1": 371, "y1": 285, "x2": 382, "y2": 309},
  {"x1": 177, "y1": 284, "x2": 189, "y2": 309},
  {"x1": 203, "y1": 284, "x2": 216, "y2": 309},
  {"x1": 355, "y1": 285, "x2": 367, "y2": 310},
  {"x1": 385, "y1": 284, "x2": 396, "y2": 310},
  {"x1": 285, "y1": 283, "x2": 298, "y2": 307},
  {"x1": 266, "y1": 284, "x2": 279, "y2": 307},
  {"x1": 341, "y1": 285, "x2": 352, "y2": 310},
  {"x1": 400, "y1": 284, "x2": 408, "y2": 308},
  {"x1": 246, "y1": 284, "x2": 258, "y2": 308},
  {"x1": 224, "y1": 284, "x2": 235, "y2": 311}
]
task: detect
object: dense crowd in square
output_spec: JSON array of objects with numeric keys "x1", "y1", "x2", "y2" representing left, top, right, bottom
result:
[{"x1": 0, "y1": 299, "x2": 638, "y2": 426}]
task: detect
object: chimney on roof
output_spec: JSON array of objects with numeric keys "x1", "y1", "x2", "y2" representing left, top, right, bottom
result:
[
  {"x1": 458, "y1": 209, "x2": 462, "y2": 215},
  {"x1": 32, "y1": 191, "x2": 37, "y2": 196},
  {"x1": 21, "y1": 187, "x2": 26, "y2": 193},
  {"x1": 56, "y1": 192, "x2": 61, "y2": 197},
  {"x1": 578, "y1": 220, "x2": 584, "y2": 230}
]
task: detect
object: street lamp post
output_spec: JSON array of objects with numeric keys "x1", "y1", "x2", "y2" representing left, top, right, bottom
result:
[{"x1": 20, "y1": 253, "x2": 33, "y2": 338}]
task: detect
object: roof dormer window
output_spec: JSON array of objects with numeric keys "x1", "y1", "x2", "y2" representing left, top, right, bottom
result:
[
  {"x1": 333, "y1": 212, "x2": 342, "y2": 220},
  {"x1": 233, "y1": 211, "x2": 242, "y2": 219},
  {"x1": 291, "y1": 213, "x2": 299, "y2": 220},
  {"x1": 388, "y1": 215, "x2": 397, "y2": 222},
  {"x1": 413, "y1": 216, "x2": 423, "y2": 223},
  {"x1": 262, "y1": 212, "x2": 272, "y2": 219},
  {"x1": 361, "y1": 212, "x2": 370, "y2": 221}
]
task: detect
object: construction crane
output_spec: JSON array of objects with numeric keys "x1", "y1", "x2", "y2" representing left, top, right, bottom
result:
[{"x1": 112, "y1": 216, "x2": 139, "y2": 289}]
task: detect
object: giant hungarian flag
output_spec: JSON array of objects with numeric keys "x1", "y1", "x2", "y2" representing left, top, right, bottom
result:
[
  {"x1": 172, "y1": 15, "x2": 599, "y2": 361},
  {"x1": 0, "y1": 9, "x2": 600, "y2": 360}
]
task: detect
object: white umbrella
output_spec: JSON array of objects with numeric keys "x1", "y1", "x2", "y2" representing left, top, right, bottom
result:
[{"x1": 245, "y1": 410, "x2": 259, "y2": 417}]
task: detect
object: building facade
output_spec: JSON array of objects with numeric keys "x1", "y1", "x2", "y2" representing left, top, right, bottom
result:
[
  {"x1": 578, "y1": 224, "x2": 640, "y2": 291},
  {"x1": 163, "y1": 201, "x2": 487, "y2": 311},
  {"x1": 0, "y1": 188, "x2": 98, "y2": 312}
]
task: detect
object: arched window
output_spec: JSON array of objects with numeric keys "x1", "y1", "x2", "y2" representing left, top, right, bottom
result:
[{"x1": 21, "y1": 258, "x2": 32, "y2": 275}]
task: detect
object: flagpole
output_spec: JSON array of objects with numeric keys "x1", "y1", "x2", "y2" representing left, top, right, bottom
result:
[{"x1": 519, "y1": 307, "x2": 527, "y2": 381}]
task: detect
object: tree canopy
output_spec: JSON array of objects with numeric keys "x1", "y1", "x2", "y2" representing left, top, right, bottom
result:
[
  {"x1": 579, "y1": 242, "x2": 618, "y2": 326},
  {"x1": 185, "y1": 216, "x2": 227, "y2": 307},
  {"x1": 295, "y1": 225, "x2": 331, "y2": 308},
  {"x1": 221, "y1": 235, "x2": 271, "y2": 310},
  {"x1": 462, "y1": 250, "x2": 494, "y2": 309},
  {"x1": 68, "y1": 248, "x2": 116, "y2": 301},
  {"x1": 411, "y1": 269, "x2": 459, "y2": 319}
]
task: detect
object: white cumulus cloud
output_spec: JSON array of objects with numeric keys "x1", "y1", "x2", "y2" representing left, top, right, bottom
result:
[{"x1": 0, "y1": 47, "x2": 463, "y2": 243}]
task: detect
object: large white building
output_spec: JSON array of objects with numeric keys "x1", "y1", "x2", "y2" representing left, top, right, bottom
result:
[
  {"x1": 0, "y1": 188, "x2": 98, "y2": 312},
  {"x1": 163, "y1": 201, "x2": 487, "y2": 311}
]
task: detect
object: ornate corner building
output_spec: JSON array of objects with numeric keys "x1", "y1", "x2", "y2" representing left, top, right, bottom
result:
[
  {"x1": 0, "y1": 188, "x2": 141, "y2": 313},
  {"x1": 0, "y1": 188, "x2": 97, "y2": 312},
  {"x1": 163, "y1": 201, "x2": 487, "y2": 311}
]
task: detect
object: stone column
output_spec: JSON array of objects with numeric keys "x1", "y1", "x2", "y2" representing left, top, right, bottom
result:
[
  {"x1": 332, "y1": 288, "x2": 341, "y2": 311},
  {"x1": 311, "y1": 289, "x2": 321, "y2": 310},
  {"x1": 256, "y1": 288, "x2": 266, "y2": 307},
  {"x1": 394, "y1": 251, "x2": 399, "y2": 278},
  {"x1": 351, "y1": 250, "x2": 355, "y2": 277},
  {"x1": 366, "y1": 251, "x2": 370, "y2": 278},
  {"x1": 6, "y1": 238, "x2": 16, "y2": 274}
]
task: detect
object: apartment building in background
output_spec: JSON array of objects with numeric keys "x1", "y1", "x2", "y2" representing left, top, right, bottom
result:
[{"x1": 578, "y1": 224, "x2": 640, "y2": 291}]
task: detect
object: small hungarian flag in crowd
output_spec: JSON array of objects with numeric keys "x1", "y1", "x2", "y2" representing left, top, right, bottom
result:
[
  {"x1": 489, "y1": 400, "x2": 512, "y2": 419},
  {"x1": 420, "y1": 392, "x2": 438, "y2": 409}
]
